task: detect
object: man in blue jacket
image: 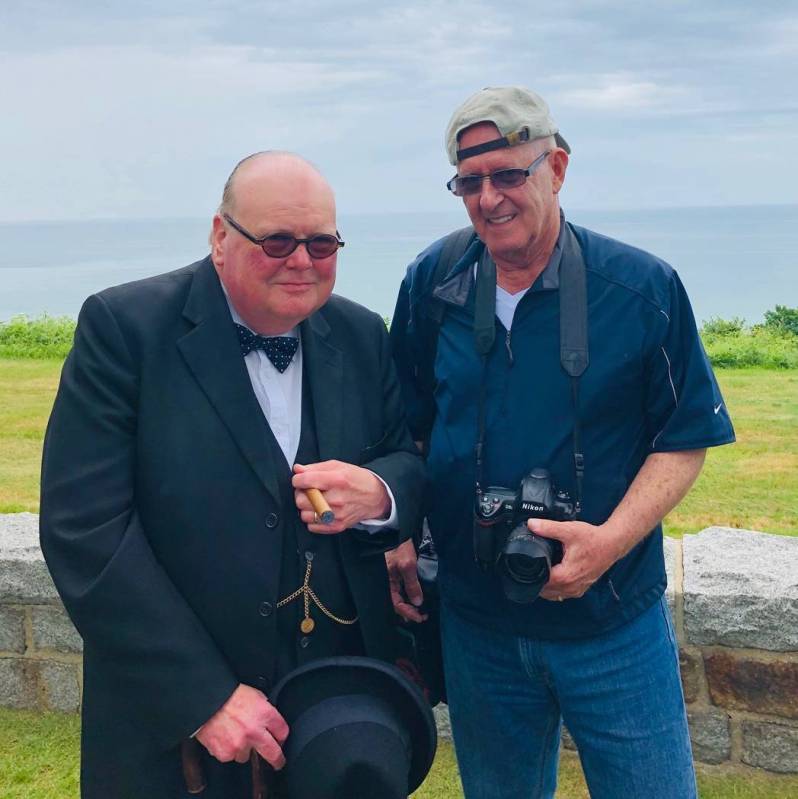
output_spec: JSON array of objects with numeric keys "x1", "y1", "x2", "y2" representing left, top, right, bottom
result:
[{"x1": 388, "y1": 87, "x2": 735, "y2": 798}]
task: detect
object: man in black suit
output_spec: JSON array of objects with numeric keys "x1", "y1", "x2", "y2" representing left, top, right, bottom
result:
[{"x1": 40, "y1": 152, "x2": 424, "y2": 798}]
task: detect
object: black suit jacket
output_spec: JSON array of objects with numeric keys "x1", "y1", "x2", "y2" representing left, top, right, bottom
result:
[{"x1": 39, "y1": 256, "x2": 424, "y2": 798}]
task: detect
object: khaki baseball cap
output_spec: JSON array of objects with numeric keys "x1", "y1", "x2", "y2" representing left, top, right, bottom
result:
[{"x1": 445, "y1": 86, "x2": 570, "y2": 165}]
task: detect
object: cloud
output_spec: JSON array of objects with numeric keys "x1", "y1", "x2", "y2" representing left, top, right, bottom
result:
[
  {"x1": 0, "y1": 0, "x2": 795, "y2": 220},
  {"x1": 558, "y1": 74, "x2": 697, "y2": 114}
]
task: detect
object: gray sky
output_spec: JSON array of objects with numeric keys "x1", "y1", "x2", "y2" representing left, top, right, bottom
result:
[{"x1": 1, "y1": 1, "x2": 796, "y2": 221}]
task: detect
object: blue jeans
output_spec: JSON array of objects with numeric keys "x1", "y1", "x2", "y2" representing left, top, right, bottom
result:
[{"x1": 440, "y1": 596, "x2": 696, "y2": 799}]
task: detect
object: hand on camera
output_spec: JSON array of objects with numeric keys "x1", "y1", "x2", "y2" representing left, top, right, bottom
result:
[{"x1": 527, "y1": 518, "x2": 624, "y2": 602}]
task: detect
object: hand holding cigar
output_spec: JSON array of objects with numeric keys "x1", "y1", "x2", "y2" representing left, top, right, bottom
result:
[{"x1": 292, "y1": 461, "x2": 392, "y2": 534}]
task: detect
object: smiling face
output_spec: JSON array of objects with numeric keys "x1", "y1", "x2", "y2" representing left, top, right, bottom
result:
[
  {"x1": 457, "y1": 123, "x2": 568, "y2": 287},
  {"x1": 210, "y1": 154, "x2": 338, "y2": 335}
]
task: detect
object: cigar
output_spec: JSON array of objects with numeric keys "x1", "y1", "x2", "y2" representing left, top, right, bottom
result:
[{"x1": 304, "y1": 488, "x2": 335, "y2": 524}]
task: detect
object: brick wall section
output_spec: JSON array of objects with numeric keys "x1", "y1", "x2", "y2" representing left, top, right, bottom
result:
[{"x1": 2, "y1": 515, "x2": 797, "y2": 775}]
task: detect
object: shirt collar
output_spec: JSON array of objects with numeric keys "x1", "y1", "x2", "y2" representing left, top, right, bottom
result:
[{"x1": 220, "y1": 282, "x2": 299, "y2": 339}]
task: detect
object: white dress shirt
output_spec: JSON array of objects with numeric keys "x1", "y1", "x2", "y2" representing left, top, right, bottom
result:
[{"x1": 224, "y1": 296, "x2": 397, "y2": 529}]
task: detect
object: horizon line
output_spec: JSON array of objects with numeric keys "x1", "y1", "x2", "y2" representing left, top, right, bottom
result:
[{"x1": 1, "y1": 202, "x2": 797, "y2": 227}]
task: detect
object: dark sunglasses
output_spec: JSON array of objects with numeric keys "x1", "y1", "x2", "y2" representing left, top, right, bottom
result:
[
  {"x1": 223, "y1": 214, "x2": 345, "y2": 259},
  {"x1": 446, "y1": 150, "x2": 550, "y2": 197}
]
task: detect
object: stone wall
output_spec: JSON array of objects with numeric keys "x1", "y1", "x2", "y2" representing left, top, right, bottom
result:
[
  {"x1": 2, "y1": 514, "x2": 797, "y2": 774},
  {"x1": 675, "y1": 528, "x2": 798, "y2": 774},
  {"x1": 0, "y1": 513, "x2": 82, "y2": 713}
]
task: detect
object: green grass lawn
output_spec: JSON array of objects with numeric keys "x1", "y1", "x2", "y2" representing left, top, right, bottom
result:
[
  {"x1": 3, "y1": 710, "x2": 797, "y2": 799},
  {"x1": 0, "y1": 359, "x2": 62, "y2": 513},
  {"x1": 664, "y1": 369, "x2": 797, "y2": 536}
]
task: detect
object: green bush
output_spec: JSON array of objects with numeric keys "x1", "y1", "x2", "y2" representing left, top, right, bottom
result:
[
  {"x1": 0, "y1": 316, "x2": 76, "y2": 359},
  {"x1": 701, "y1": 316, "x2": 746, "y2": 337},
  {"x1": 763, "y1": 305, "x2": 798, "y2": 337},
  {"x1": 2, "y1": 307, "x2": 797, "y2": 368},
  {"x1": 703, "y1": 327, "x2": 798, "y2": 369},
  {"x1": 700, "y1": 308, "x2": 798, "y2": 369}
]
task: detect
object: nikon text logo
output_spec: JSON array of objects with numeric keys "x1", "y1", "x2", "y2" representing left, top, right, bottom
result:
[{"x1": 521, "y1": 502, "x2": 546, "y2": 512}]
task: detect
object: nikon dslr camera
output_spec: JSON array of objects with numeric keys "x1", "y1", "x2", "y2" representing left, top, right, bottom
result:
[{"x1": 474, "y1": 468, "x2": 574, "y2": 604}]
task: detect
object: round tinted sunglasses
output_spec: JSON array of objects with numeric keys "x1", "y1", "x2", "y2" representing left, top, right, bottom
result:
[
  {"x1": 446, "y1": 150, "x2": 550, "y2": 197},
  {"x1": 223, "y1": 214, "x2": 345, "y2": 259}
]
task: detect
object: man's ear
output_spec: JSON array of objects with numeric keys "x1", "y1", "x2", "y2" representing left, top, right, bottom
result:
[
  {"x1": 550, "y1": 149, "x2": 569, "y2": 194},
  {"x1": 210, "y1": 214, "x2": 226, "y2": 268}
]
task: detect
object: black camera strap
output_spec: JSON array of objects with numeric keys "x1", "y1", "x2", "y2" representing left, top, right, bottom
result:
[
  {"x1": 473, "y1": 247, "x2": 497, "y2": 480},
  {"x1": 474, "y1": 222, "x2": 589, "y2": 514},
  {"x1": 559, "y1": 224, "x2": 589, "y2": 513}
]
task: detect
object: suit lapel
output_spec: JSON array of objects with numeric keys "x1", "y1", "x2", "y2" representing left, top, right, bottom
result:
[
  {"x1": 300, "y1": 310, "x2": 344, "y2": 462},
  {"x1": 177, "y1": 257, "x2": 282, "y2": 505}
]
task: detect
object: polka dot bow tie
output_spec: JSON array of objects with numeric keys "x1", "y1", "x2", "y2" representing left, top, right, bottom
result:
[{"x1": 234, "y1": 324, "x2": 299, "y2": 373}]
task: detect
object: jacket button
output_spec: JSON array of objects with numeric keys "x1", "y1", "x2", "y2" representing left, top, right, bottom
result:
[
  {"x1": 265, "y1": 513, "x2": 279, "y2": 528},
  {"x1": 258, "y1": 602, "x2": 273, "y2": 617},
  {"x1": 256, "y1": 675, "x2": 269, "y2": 689},
  {"x1": 300, "y1": 636, "x2": 310, "y2": 649}
]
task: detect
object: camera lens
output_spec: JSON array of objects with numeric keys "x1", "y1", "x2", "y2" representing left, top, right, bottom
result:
[
  {"x1": 504, "y1": 552, "x2": 548, "y2": 584},
  {"x1": 499, "y1": 526, "x2": 555, "y2": 604}
]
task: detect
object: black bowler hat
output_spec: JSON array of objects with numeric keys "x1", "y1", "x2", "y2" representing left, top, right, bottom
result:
[{"x1": 270, "y1": 656, "x2": 437, "y2": 799}]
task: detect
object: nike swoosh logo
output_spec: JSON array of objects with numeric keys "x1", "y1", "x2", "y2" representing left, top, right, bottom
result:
[{"x1": 714, "y1": 403, "x2": 723, "y2": 414}]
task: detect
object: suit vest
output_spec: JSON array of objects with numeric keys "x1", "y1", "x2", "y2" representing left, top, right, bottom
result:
[{"x1": 271, "y1": 369, "x2": 364, "y2": 681}]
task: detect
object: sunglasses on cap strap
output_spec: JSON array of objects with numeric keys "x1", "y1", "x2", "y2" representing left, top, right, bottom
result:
[
  {"x1": 223, "y1": 214, "x2": 345, "y2": 259},
  {"x1": 446, "y1": 151, "x2": 550, "y2": 197}
]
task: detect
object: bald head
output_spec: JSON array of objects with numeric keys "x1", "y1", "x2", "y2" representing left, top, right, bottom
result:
[{"x1": 219, "y1": 151, "x2": 334, "y2": 218}]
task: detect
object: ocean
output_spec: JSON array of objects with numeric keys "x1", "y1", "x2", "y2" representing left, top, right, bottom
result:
[{"x1": 1, "y1": 204, "x2": 795, "y2": 325}]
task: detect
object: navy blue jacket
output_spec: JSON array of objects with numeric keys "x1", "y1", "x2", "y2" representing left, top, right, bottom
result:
[{"x1": 391, "y1": 220, "x2": 735, "y2": 639}]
